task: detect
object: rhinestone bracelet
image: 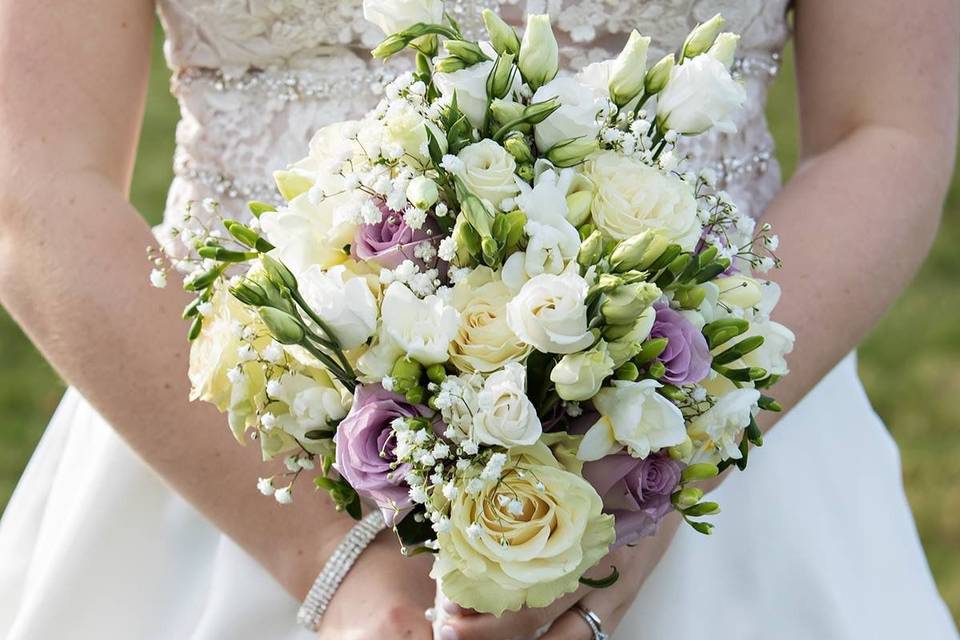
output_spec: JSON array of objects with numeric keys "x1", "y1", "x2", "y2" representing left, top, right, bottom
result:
[{"x1": 296, "y1": 510, "x2": 387, "y2": 632}]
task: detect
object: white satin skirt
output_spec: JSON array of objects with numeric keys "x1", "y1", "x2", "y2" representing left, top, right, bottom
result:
[{"x1": 1, "y1": 354, "x2": 956, "y2": 639}]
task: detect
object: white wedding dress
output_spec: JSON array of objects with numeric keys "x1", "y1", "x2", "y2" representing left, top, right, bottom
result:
[{"x1": 1, "y1": 1, "x2": 957, "y2": 638}]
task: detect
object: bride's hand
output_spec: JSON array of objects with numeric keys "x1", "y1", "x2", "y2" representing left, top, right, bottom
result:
[
  {"x1": 435, "y1": 514, "x2": 681, "y2": 640},
  {"x1": 318, "y1": 533, "x2": 435, "y2": 639}
]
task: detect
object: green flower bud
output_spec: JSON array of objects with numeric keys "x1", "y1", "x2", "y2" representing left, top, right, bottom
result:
[
  {"x1": 577, "y1": 229, "x2": 604, "y2": 268},
  {"x1": 518, "y1": 14, "x2": 559, "y2": 90},
  {"x1": 708, "y1": 32, "x2": 740, "y2": 68},
  {"x1": 261, "y1": 254, "x2": 298, "y2": 290},
  {"x1": 406, "y1": 175, "x2": 439, "y2": 210},
  {"x1": 405, "y1": 387, "x2": 426, "y2": 405},
  {"x1": 486, "y1": 52, "x2": 517, "y2": 100},
  {"x1": 633, "y1": 337, "x2": 669, "y2": 365},
  {"x1": 609, "y1": 231, "x2": 655, "y2": 272},
  {"x1": 516, "y1": 162, "x2": 535, "y2": 182},
  {"x1": 609, "y1": 30, "x2": 651, "y2": 107},
  {"x1": 673, "y1": 486, "x2": 703, "y2": 508},
  {"x1": 453, "y1": 217, "x2": 482, "y2": 265},
  {"x1": 460, "y1": 193, "x2": 495, "y2": 238},
  {"x1": 673, "y1": 284, "x2": 707, "y2": 310},
  {"x1": 434, "y1": 56, "x2": 468, "y2": 74},
  {"x1": 273, "y1": 170, "x2": 314, "y2": 202},
  {"x1": 248, "y1": 200, "x2": 276, "y2": 218},
  {"x1": 545, "y1": 137, "x2": 599, "y2": 168},
  {"x1": 426, "y1": 364, "x2": 448, "y2": 384},
  {"x1": 490, "y1": 98, "x2": 526, "y2": 126},
  {"x1": 391, "y1": 356, "x2": 424, "y2": 393},
  {"x1": 648, "y1": 359, "x2": 667, "y2": 379},
  {"x1": 259, "y1": 307, "x2": 305, "y2": 345},
  {"x1": 372, "y1": 33, "x2": 409, "y2": 59},
  {"x1": 644, "y1": 53, "x2": 675, "y2": 95},
  {"x1": 668, "y1": 437, "x2": 694, "y2": 461},
  {"x1": 521, "y1": 97, "x2": 562, "y2": 124},
  {"x1": 444, "y1": 39, "x2": 490, "y2": 65},
  {"x1": 492, "y1": 210, "x2": 526, "y2": 254},
  {"x1": 503, "y1": 133, "x2": 534, "y2": 163},
  {"x1": 565, "y1": 189, "x2": 593, "y2": 227},
  {"x1": 637, "y1": 233, "x2": 673, "y2": 270},
  {"x1": 230, "y1": 280, "x2": 269, "y2": 306},
  {"x1": 681, "y1": 13, "x2": 726, "y2": 59},
  {"x1": 614, "y1": 362, "x2": 640, "y2": 381},
  {"x1": 482, "y1": 8, "x2": 521, "y2": 55},
  {"x1": 681, "y1": 462, "x2": 719, "y2": 483},
  {"x1": 600, "y1": 282, "x2": 661, "y2": 325}
]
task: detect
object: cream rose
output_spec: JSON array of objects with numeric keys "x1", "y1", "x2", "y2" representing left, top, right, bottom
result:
[
  {"x1": 449, "y1": 267, "x2": 531, "y2": 373},
  {"x1": 550, "y1": 341, "x2": 615, "y2": 401},
  {"x1": 583, "y1": 151, "x2": 700, "y2": 248},
  {"x1": 455, "y1": 139, "x2": 521, "y2": 210},
  {"x1": 506, "y1": 266, "x2": 595, "y2": 354},
  {"x1": 471, "y1": 363, "x2": 542, "y2": 447},
  {"x1": 362, "y1": 0, "x2": 444, "y2": 36},
  {"x1": 432, "y1": 441, "x2": 615, "y2": 615}
]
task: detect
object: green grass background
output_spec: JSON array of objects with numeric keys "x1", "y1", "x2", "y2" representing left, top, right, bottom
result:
[{"x1": 1, "y1": 26, "x2": 957, "y2": 622}]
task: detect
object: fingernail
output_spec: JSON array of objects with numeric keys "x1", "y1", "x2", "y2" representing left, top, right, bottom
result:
[
  {"x1": 440, "y1": 625, "x2": 459, "y2": 640},
  {"x1": 424, "y1": 607, "x2": 436, "y2": 622},
  {"x1": 440, "y1": 596, "x2": 462, "y2": 616}
]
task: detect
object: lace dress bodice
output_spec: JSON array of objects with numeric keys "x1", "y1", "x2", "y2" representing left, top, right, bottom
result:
[{"x1": 155, "y1": 0, "x2": 791, "y2": 247}]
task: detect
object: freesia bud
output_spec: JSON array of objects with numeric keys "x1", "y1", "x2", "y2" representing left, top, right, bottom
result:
[
  {"x1": 482, "y1": 8, "x2": 521, "y2": 55},
  {"x1": 406, "y1": 175, "x2": 439, "y2": 209},
  {"x1": 609, "y1": 30, "x2": 651, "y2": 107},
  {"x1": 708, "y1": 32, "x2": 740, "y2": 68},
  {"x1": 259, "y1": 307, "x2": 305, "y2": 345},
  {"x1": 681, "y1": 13, "x2": 726, "y2": 59},
  {"x1": 518, "y1": 14, "x2": 559, "y2": 90},
  {"x1": 545, "y1": 137, "x2": 598, "y2": 168},
  {"x1": 673, "y1": 485, "x2": 702, "y2": 507},
  {"x1": 644, "y1": 53, "x2": 675, "y2": 95}
]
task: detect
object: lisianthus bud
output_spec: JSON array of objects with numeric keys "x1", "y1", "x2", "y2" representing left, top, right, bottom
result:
[
  {"x1": 230, "y1": 280, "x2": 269, "y2": 307},
  {"x1": 372, "y1": 33, "x2": 409, "y2": 59},
  {"x1": 486, "y1": 52, "x2": 517, "y2": 99},
  {"x1": 503, "y1": 133, "x2": 533, "y2": 163},
  {"x1": 261, "y1": 254, "x2": 298, "y2": 290},
  {"x1": 434, "y1": 56, "x2": 468, "y2": 74},
  {"x1": 482, "y1": 8, "x2": 521, "y2": 55},
  {"x1": 551, "y1": 342, "x2": 615, "y2": 401},
  {"x1": 566, "y1": 189, "x2": 593, "y2": 227},
  {"x1": 490, "y1": 98, "x2": 526, "y2": 126},
  {"x1": 545, "y1": 137, "x2": 598, "y2": 168},
  {"x1": 609, "y1": 231, "x2": 655, "y2": 272},
  {"x1": 637, "y1": 233, "x2": 672, "y2": 269},
  {"x1": 600, "y1": 282, "x2": 661, "y2": 325},
  {"x1": 406, "y1": 175, "x2": 439, "y2": 209},
  {"x1": 259, "y1": 307, "x2": 305, "y2": 345},
  {"x1": 444, "y1": 39, "x2": 490, "y2": 65},
  {"x1": 681, "y1": 13, "x2": 726, "y2": 59},
  {"x1": 708, "y1": 32, "x2": 740, "y2": 68},
  {"x1": 518, "y1": 14, "x2": 559, "y2": 90},
  {"x1": 453, "y1": 217, "x2": 482, "y2": 264},
  {"x1": 644, "y1": 53, "x2": 675, "y2": 95},
  {"x1": 577, "y1": 229, "x2": 604, "y2": 268},
  {"x1": 609, "y1": 30, "x2": 651, "y2": 107},
  {"x1": 460, "y1": 193, "x2": 496, "y2": 238}
]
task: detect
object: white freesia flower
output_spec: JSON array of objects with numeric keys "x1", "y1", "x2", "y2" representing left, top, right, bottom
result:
[
  {"x1": 298, "y1": 264, "x2": 378, "y2": 350},
  {"x1": 577, "y1": 379, "x2": 687, "y2": 461},
  {"x1": 381, "y1": 282, "x2": 460, "y2": 365},
  {"x1": 260, "y1": 189, "x2": 356, "y2": 277},
  {"x1": 362, "y1": 0, "x2": 444, "y2": 36},
  {"x1": 270, "y1": 371, "x2": 349, "y2": 442},
  {"x1": 583, "y1": 150, "x2": 699, "y2": 247},
  {"x1": 689, "y1": 388, "x2": 760, "y2": 461},
  {"x1": 455, "y1": 140, "x2": 520, "y2": 209},
  {"x1": 736, "y1": 320, "x2": 795, "y2": 377},
  {"x1": 502, "y1": 220, "x2": 577, "y2": 289},
  {"x1": 471, "y1": 363, "x2": 542, "y2": 447},
  {"x1": 532, "y1": 76, "x2": 602, "y2": 152},
  {"x1": 506, "y1": 265, "x2": 594, "y2": 354},
  {"x1": 550, "y1": 341, "x2": 615, "y2": 401},
  {"x1": 656, "y1": 54, "x2": 747, "y2": 135},
  {"x1": 356, "y1": 327, "x2": 405, "y2": 382},
  {"x1": 511, "y1": 161, "x2": 583, "y2": 259},
  {"x1": 715, "y1": 274, "x2": 763, "y2": 309}
]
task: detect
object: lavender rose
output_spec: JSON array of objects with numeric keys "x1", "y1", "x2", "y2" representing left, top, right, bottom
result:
[
  {"x1": 352, "y1": 203, "x2": 433, "y2": 268},
  {"x1": 650, "y1": 304, "x2": 711, "y2": 385},
  {"x1": 334, "y1": 384, "x2": 421, "y2": 525},
  {"x1": 582, "y1": 453, "x2": 682, "y2": 546}
]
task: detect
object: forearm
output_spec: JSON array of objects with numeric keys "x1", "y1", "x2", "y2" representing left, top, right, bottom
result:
[{"x1": 0, "y1": 170, "x2": 355, "y2": 598}]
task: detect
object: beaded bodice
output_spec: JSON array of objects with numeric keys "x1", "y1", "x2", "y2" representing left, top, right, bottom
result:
[{"x1": 155, "y1": 0, "x2": 791, "y2": 247}]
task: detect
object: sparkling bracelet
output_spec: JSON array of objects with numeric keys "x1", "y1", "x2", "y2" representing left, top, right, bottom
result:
[{"x1": 296, "y1": 510, "x2": 386, "y2": 631}]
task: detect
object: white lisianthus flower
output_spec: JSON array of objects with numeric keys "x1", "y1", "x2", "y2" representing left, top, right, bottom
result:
[
  {"x1": 381, "y1": 282, "x2": 460, "y2": 365},
  {"x1": 506, "y1": 265, "x2": 594, "y2": 354},
  {"x1": 518, "y1": 14, "x2": 560, "y2": 90},
  {"x1": 362, "y1": 0, "x2": 444, "y2": 36},
  {"x1": 297, "y1": 264, "x2": 378, "y2": 350},
  {"x1": 432, "y1": 441, "x2": 614, "y2": 615},
  {"x1": 582, "y1": 150, "x2": 700, "y2": 247},
  {"x1": 577, "y1": 379, "x2": 687, "y2": 461},
  {"x1": 531, "y1": 77, "x2": 602, "y2": 153},
  {"x1": 270, "y1": 371, "x2": 349, "y2": 442},
  {"x1": 435, "y1": 43, "x2": 512, "y2": 129},
  {"x1": 550, "y1": 341, "x2": 615, "y2": 401},
  {"x1": 448, "y1": 267, "x2": 531, "y2": 374},
  {"x1": 689, "y1": 388, "x2": 760, "y2": 461},
  {"x1": 455, "y1": 140, "x2": 521, "y2": 210},
  {"x1": 608, "y1": 30, "x2": 651, "y2": 106},
  {"x1": 656, "y1": 54, "x2": 747, "y2": 135},
  {"x1": 471, "y1": 363, "x2": 542, "y2": 447}
]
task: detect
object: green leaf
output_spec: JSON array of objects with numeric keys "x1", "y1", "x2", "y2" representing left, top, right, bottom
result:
[
  {"x1": 579, "y1": 565, "x2": 620, "y2": 589},
  {"x1": 395, "y1": 506, "x2": 436, "y2": 547}
]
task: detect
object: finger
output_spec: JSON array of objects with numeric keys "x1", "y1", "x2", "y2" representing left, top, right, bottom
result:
[
  {"x1": 540, "y1": 590, "x2": 625, "y2": 640},
  {"x1": 443, "y1": 586, "x2": 588, "y2": 640}
]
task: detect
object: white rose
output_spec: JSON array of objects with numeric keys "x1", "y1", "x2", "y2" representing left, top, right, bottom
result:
[
  {"x1": 689, "y1": 388, "x2": 759, "y2": 461},
  {"x1": 362, "y1": 0, "x2": 444, "y2": 36},
  {"x1": 577, "y1": 379, "x2": 687, "y2": 461},
  {"x1": 506, "y1": 266, "x2": 595, "y2": 354},
  {"x1": 455, "y1": 139, "x2": 520, "y2": 209},
  {"x1": 532, "y1": 77, "x2": 602, "y2": 152},
  {"x1": 471, "y1": 363, "x2": 542, "y2": 447},
  {"x1": 381, "y1": 282, "x2": 460, "y2": 365},
  {"x1": 583, "y1": 150, "x2": 700, "y2": 248},
  {"x1": 270, "y1": 372, "x2": 349, "y2": 442},
  {"x1": 656, "y1": 54, "x2": 747, "y2": 135},
  {"x1": 550, "y1": 341, "x2": 615, "y2": 401},
  {"x1": 449, "y1": 267, "x2": 531, "y2": 373},
  {"x1": 298, "y1": 264, "x2": 378, "y2": 350}
]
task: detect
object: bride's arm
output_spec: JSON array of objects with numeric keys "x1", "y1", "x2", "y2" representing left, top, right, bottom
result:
[
  {"x1": 0, "y1": 1, "x2": 434, "y2": 634},
  {"x1": 442, "y1": 1, "x2": 960, "y2": 639}
]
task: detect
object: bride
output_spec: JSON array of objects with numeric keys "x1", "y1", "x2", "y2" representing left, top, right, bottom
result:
[{"x1": 0, "y1": 1, "x2": 957, "y2": 638}]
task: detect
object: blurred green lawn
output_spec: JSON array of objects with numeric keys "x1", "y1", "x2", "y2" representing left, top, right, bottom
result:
[{"x1": 1, "y1": 26, "x2": 957, "y2": 622}]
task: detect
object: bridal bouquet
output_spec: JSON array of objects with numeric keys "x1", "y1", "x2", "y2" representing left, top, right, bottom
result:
[{"x1": 150, "y1": 2, "x2": 793, "y2": 615}]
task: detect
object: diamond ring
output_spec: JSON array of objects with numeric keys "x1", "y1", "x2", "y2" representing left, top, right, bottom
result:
[{"x1": 573, "y1": 603, "x2": 608, "y2": 640}]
